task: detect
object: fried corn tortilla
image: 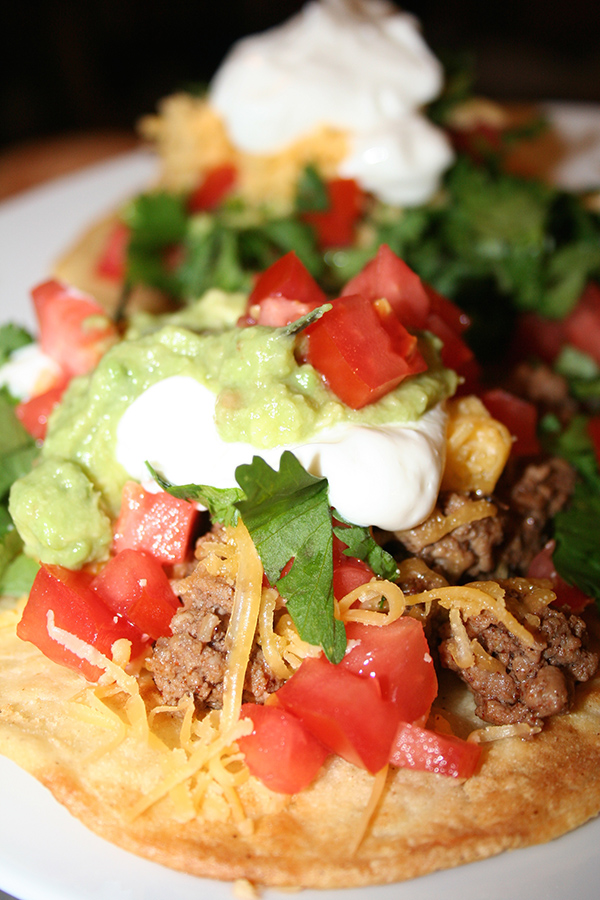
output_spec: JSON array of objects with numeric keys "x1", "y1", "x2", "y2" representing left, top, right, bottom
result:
[
  {"x1": 52, "y1": 213, "x2": 173, "y2": 318},
  {"x1": 1, "y1": 597, "x2": 599, "y2": 890}
]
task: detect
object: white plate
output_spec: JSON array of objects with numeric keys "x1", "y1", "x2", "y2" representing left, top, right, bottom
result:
[{"x1": 1, "y1": 109, "x2": 600, "y2": 900}]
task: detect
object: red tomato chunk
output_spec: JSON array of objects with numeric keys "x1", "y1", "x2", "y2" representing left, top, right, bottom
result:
[
  {"x1": 113, "y1": 481, "x2": 198, "y2": 565},
  {"x1": 390, "y1": 722, "x2": 481, "y2": 778},
  {"x1": 91, "y1": 549, "x2": 180, "y2": 640},
  {"x1": 341, "y1": 617, "x2": 437, "y2": 725},
  {"x1": 481, "y1": 388, "x2": 541, "y2": 457},
  {"x1": 275, "y1": 617, "x2": 437, "y2": 775},
  {"x1": 246, "y1": 250, "x2": 327, "y2": 323},
  {"x1": 17, "y1": 565, "x2": 149, "y2": 682},
  {"x1": 302, "y1": 178, "x2": 364, "y2": 248},
  {"x1": 15, "y1": 377, "x2": 69, "y2": 441},
  {"x1": 563, "y1": 281, "x2": 600, "y2": 367},
  {"x1": 96, "y1": 221, "x2": 130, "y2": 281},
  {"x1": 275, "y1": 654, "x2": 398, "y2": 773},
  {"x1": 341, "y1": 244, "x2": 473, "y2": 375},
  {"x1": 528, "y1": 541, "x2": 593, "y2": 613},
  {"x1": 188, "y1": 164, "x2": 237, "y2": 212},
  {"x1": 31, "y1": 279, "x2": 119, "y2": 378},
  {"x1": 305, "y1": 293, "x2": 427, "y2": 409},
  {"x1": 237, "y1": 703, "x2": 329, "y2": 794}
]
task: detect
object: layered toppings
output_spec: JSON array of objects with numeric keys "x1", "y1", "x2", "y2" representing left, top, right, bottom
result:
[
  {"x1": 207, "y1": 0, "x2": 452, "y2": 205},
  {"x1": 0, "y1": 0, "x2": 599, "y2": 820}
]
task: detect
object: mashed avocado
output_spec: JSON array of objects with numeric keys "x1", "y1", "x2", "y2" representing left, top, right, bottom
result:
[
  {"x1": 9, "y1": 302, "x2": 456, "y2": 568},
  {"x1": 9, "y1": 459, "x2": 112, "y2": 568}
]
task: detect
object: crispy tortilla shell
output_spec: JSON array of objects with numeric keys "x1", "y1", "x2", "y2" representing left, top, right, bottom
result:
[
  {"x1": 1, "y1": 605, "x2": 600, "y2": 889},
  {"x1": 52, "y1": 213, "x2": 174, "y2": 318}
]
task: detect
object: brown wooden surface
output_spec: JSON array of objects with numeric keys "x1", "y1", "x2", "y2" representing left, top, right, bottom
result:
[
  {"x1": 0, "y1": 109, "x2": 567, "y2": 205},
  {"x1": 0, "y1": 130, "x2": 139, "y2": 202}
]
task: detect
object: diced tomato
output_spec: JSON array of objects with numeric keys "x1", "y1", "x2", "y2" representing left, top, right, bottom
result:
[
  {"x1": 390, "y1": 722, "x2": 481, "y2": 778},
  {"x1": 342, "y1": 244, "x2": 431, "y2": 329},
  {"x1": 31, "y1": 279, "x2": 119, "y2": 377},
  {"x1": 274, "y1": 654, "x2": 399, "y2": 773},
  {"x1": 91, "y1": 549, "x2": 180, "y2": 640},
  {"x1": 302, "y1": 178, "x2": 364, "y2": 248},
  {"x1": 563, "y1": 282, "x2": 600, "y2": 367},
  {"x1": 251, "y1": 297, "x2": 321, "y2": 327},
  {"x1": 113, "y1": 481, "x2": 198, "y2": 565},
  {"x1": 305, "y1": 293, "x2": 427, "y2": 409},
  {"x1": 333, "y1": 558, "x2": 375, "y2": 600},
  {"x1": 332, "y1": 529, "x2": 375, "y2": 599},
  {"x1": 424, "y1": 283, "x2": 470, "y2": 335},
  {"x1": 15, "y1": 377, "x2": 69, "y2": 441},
  {"x1": 188, "y1": 164, "x2": 237, "y2": 212},
  {"x1": 511, "y1": 312, "x2": 565, "y2": 365},
  {"x1": 449, "y1": 122, "x2": 503, "y2": 164},
  {"x1": 341, "y1": 617, "x2": 437, "y2": 725},
  {"x1": 480, "y1": 388, "x2": 541, "y2": 456},
  {"x1": 424, "y1": 311, "x2": 474, "y2": 373},
  {"x1": 96, "y1": 221, "x2": 130, "y2": 281},
  {"x1": 247, "y1": 251, "x2": 327, "y2": 319},
  {"x1": 237, "y1": 703, "x2": 329, "y2": 794},
  {"x1": 16, "y1": 564, "x2": 149, "y2": 681},
  {"x1": 275, "y1": 615, "x2": 437, "y2": 774},
  {"x1": 528, "y1": 541, "x2": 593, "y2": 613},
  {"x1": 589, "y1": 415, "x2": 600, "y2": 468},
  {"x1": 340, "y1": 245, "x2": 472, "y2": 375}
]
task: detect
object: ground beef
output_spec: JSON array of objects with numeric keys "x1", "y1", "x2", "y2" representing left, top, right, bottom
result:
[
  {"x1": 395, "y1": 456, "x2": 576, "y2": 583},
  {"x1": 398, "y1": 492, "x2": 504, "y2": 581},
  {"x1": 496, "y1": 456, "x2": 577, "y2": 574},
  {"x1": 437, "y1": 583, "x2": 599, "y2": 727},
  {"x1": 148, "y1": 564, "x2": 284, "y2": 708},
  {"x1": 508, "y1": 361, "x2": 577, "y2": 427}
]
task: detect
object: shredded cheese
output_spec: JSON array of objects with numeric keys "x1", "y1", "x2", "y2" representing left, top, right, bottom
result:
[
  {"x1": 468, "y1": 722, "x2": 542, "y2": 743},
  {"x1": 127, "y1": 714, "x2": 252, "y2": 821},
  {"x1": 350, "y1": 765, "x2": 389, "y2": 854},
  {"x1": 396, "y1": 497, "x2": 497, "y2": 549},
  {"x1": 221, "y1": 520, "x2": 265, "y2": 732},
  {"x1": 258, "y1": 586, "x2": 293, "y2": 680},
  {"x1": 336, "y1": 579, "x2": 406, "y2": 625}
]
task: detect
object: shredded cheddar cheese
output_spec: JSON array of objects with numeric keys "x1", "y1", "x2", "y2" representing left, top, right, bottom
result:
[
  {"x1": 221, "y1": 520, "x2": 265, "y2": 732},
  {"x1": 20, "y1": 520, "x2": 548, "y2": 832},
  {"x1": 139, "y1": 93, "x2": 348, "y2": 208},
  {"x1": 396, "y1": 497, "x2": 497, "y2": 549}
]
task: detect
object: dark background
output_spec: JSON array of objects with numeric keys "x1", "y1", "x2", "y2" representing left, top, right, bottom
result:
[{"x1": 2, "y1": 0, "x2": 600, "y2": 152}]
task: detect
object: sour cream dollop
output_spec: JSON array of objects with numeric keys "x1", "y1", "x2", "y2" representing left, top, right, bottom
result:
[
  {"x1": 0, "y1": 343, "x2": 61, "y2": 400},
  {"x1": 115, "y1": 375, "x2": 447, "y2": 532},
  {"x1": 209, "y1": 0, "x2": 453, "y2": 206}
]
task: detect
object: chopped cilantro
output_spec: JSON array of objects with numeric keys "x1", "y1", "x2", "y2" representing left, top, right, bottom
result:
[
  {"x1": 295, "y1": 165, "x2": 329, "y2": 213},
  {"x1": 554, "y1": 483, "x2": 600, "y2": 602},
  {"x1": 332, "y1": 519, "x2": 398, "y2": 581},
  {"x1": 235, "y1": 453, "x2": 346, "y2": 664},
  {"x1": 149, "y1": 453, "x2": 347, "y2": 663},
  {"x1": 147, "y1": 464, "x2": 243, "y2": 527},
  {"x1": 0, "y1": 323, "x2": 33, "y2": 366}
]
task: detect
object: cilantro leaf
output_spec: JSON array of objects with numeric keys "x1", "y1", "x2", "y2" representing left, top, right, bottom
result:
[
  {"x1": 235, "y1": 452, "x2": 346, "y2": 663},
  {"x1": 295, "y1": 165, "x2": 329, "y2": 213},
  {"x1": 554, "y1": 482, "x2": 600, "y2": 602},
  {"x1": 151, "y1": 453, "x2": 347, "y2": 662},
  {"x1": 542, "y1": 414, "x2": 600, "y2": 491},
  {"x1": 0, "y1": 323, "x2": 33, "y2": 367},
  {"x1": 147, "y1": 464, "x2": 243, "y2": 526},
  {"x1": 0, "y1": 389, "x2": 38, "y2": 498},
  {"x1": 0, "y1": 552, "x2": 39, "y2": 597},
  {"x1": 332, "y1": 519, "x2": 399, "y2": 581}
]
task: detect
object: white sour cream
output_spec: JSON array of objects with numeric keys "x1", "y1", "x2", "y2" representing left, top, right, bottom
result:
[
  {"x1": 115, "y1": 375, "x2": 447, "y2": 531},
  {"x1": 209, "y1": 0, "x2": 453, "y2": 205},
  {"x1": 0, "y1": 343, "x2": 61, "y2": 400}
]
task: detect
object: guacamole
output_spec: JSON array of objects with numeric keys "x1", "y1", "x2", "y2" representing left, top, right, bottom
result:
[{"x1": 9, "y1": 300, "x2": 456, "y2": 568}]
